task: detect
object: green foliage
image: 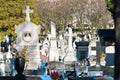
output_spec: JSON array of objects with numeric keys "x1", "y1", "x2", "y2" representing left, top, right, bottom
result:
[
  {"x1": 0, "y1": 0, "x2": 40, "y2": 41},
  {"x1": 105, "y1": 0, "x2": 114, "y2": 13}
]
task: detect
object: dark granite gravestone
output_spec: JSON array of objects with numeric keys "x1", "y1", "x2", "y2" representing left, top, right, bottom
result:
[
  {"x1": 98, "y1": 29, "x2": 115, "y2": 67},
  {"x1": 75, "y1": 41, "x2": 89, "y2": 61}
]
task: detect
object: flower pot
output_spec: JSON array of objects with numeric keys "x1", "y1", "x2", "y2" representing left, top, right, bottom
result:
[{"x1": 15, "y1": 57, "x2": 25, "y2": 74}]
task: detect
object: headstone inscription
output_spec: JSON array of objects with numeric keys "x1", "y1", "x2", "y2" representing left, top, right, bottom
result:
[{"x1": 15, "y1": 6, "x2": 40, "y2": 70}]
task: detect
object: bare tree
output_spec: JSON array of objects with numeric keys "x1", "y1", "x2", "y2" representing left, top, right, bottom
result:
[
  {"x1": 35, "y1": 0, "x2": 113, "y2": 36},
  {"x1": 70, "y1": 0, "x2": 113, "y2": 35}
]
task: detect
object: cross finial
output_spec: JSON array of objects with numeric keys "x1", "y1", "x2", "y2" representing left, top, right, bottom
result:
[{"x1": 23, "y1": 6, "x2": 33, "y2": 21}]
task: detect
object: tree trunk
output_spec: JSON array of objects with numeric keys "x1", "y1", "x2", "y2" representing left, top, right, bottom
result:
[{"x1": 114, "y1": 0, "x2": 120, "y2": 80}]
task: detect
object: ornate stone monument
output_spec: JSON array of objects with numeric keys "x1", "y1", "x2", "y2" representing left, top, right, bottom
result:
[{"x1": 15, "y1": 6, "x2": 40, "y2": 70}]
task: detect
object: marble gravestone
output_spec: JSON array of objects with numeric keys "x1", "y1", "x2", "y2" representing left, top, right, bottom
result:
[
  {"x1": 49, "y1": 21, "x2": 59, "y2": 61},
  {"x1": 64, "y1": 26, "x2": 77, "y2": 64},
  {"x1": 15, "y1": 6, "x2": 41, "y2": 70}
]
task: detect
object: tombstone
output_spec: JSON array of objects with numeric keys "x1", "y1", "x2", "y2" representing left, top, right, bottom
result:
[
  {"x1": 105, "y1": 46, "x2": 114, "y2": 66},
  {"x1": 64, "y1": 25, "x2": 77, "y2": 64},
  {"x1": 58, "y1": 32, "x2": 68, "y2": 62},
  {"x1": 97, "y1": 29, "x2": 115, "y2": 66},
  {"x1": 15, "y1": 6, "x2": 41, "y2": 70},
  {"x1": 91, "y1": 41, "x2": 105, "y2": 66},
  {"x1": 75, "y1": 35, "x2": 89, "y2": 62},
  {"x1": 49, "y1": 21, "x2": 59, "y2": 61},
  {"x1": 88, "y1": 41, "x2": 105, "y2": 73}
]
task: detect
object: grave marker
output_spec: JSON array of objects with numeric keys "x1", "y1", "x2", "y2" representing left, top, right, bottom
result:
[
  {"x1": 64, "y1": 26, "x2": 77, "y2": 64},
  {"x1": 15, "y1": 6, "x2": 40, "y2": 70}
]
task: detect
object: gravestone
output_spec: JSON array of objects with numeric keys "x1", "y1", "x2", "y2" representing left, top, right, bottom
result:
[
  {"x1": 105, "y1": 46, "x2": 114, "y2": 66},
  {"x1": 91, "y1": 42, "x2": 105, "y2": 66},
  {"x1": 64, "y1": 26, "x2": 77, "y2": 64},
  {"x1": 75, "y1": 37, "x2": 89, "y2": 62},
  {"x1": 89, "y1": 41, "x2": 105, "y2": 72},
  {"x1": 49, "y1": 21, "x2": 59, "y2": 61},
  {"x1": 97, "y1": 29, "x2": 115, "y2": 67},
  {"x1": 15, "y1": 6, "x2": 40, "y2": 70}
]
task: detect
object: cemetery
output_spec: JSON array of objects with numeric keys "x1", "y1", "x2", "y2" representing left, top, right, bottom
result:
[{"x1": 0, "y1": 1, "x2": 116, "y2": 80}]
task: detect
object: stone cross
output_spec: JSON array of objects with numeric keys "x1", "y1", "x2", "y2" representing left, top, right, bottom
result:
[
  {"x1": 91, "y1": 42, "x2": 105, "y2": 67},
  {"x1": 64, "y1": 26, "x2": 77, "y2": 63},
  {"x1": 65, "y1": 26, "x2": 76, "y2": 52},
  {"x1": 23, "y1": 6, "x2": 33, "y2": 21}
]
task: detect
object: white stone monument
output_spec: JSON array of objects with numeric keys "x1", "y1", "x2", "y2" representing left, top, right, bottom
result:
[
  {"x1": 15, "y1": 6, "x2": 40, "y2": 70},
  {"x1": 49, "y1": 21, "x2": 59, "y2": 61},
  {"x1": 58, "y1": 34, "x2": 65, "y2": 61},
  {"x1": 64, "y1": 26, "x2": 77, "y2": 64}
]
